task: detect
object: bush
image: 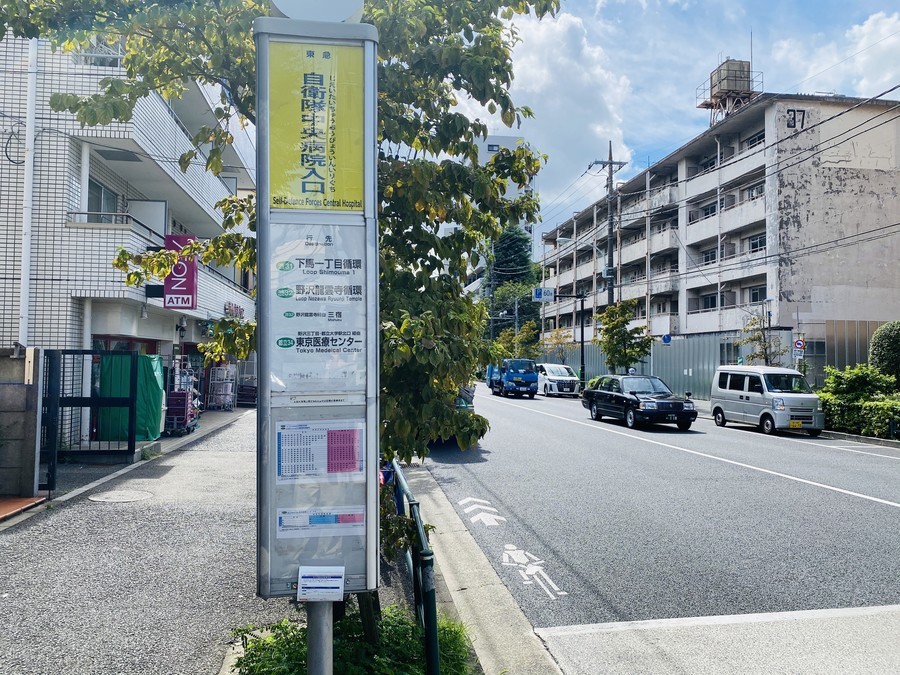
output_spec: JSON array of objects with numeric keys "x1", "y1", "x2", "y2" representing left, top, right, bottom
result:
[
  {"x1": 859, "y1": 396, "x2": 900, "y2": 438},
  {"x1": 820, "y1": 364, "x2": 896, "y2": 400},
  {"x1": 233, "y1": 602, "x2": 476, "y2": 675},
  {"x1": 818, "y1": 365, "x2": 900, "y2": 437},
  {"x1": 869, "y1": 321, "x2": 900, "y2": 388}
]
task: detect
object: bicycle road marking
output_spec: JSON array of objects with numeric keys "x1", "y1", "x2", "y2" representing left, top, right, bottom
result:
[{"x1": 479, "y1": 394, "x2": 900, "y2": 511}]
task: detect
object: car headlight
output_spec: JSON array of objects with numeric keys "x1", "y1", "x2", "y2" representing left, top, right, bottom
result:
[
  {"x1": 772, "y1": 397, "x2": 785, "y2": 411},
  {"x1": 683, "y1": 402, "x2": 695, "y2": 410},
  {"x1": 640, "y1": 401, "x2": 657, "y2": 410}
]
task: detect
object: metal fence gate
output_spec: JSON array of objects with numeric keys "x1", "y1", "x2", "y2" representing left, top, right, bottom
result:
[{"x1": 40, "y1": 350, "x2": 138, "y2": 492}]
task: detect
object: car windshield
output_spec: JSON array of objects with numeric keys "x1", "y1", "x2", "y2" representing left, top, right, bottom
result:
[
  {"x1": 507, "y1": 359, "x2": 535, "y2": 373},
  {"x1": 546, "y1": 365, "x2": 577, "y2": 377},
  {"x1": 764, "y1": 373, "x2": 813, "y2": 393},
  {"x1": 622, "y1": 376, "x2": 672, "y2": 395}
]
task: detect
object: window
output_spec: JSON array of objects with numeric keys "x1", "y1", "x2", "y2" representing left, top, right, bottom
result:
[
  {"x1": 699, "y1": 156, "x2": 717, "y2": 172},
  {"x1": 88, "y1": 179, "x2": 119, "y2": 223},
  {"x1": 702, "y1": 202, "x2": 718, "y2": 218},
  {"x1": 487, "y1": 144, "x2": 500, "y2": 152},
  {"x1": 748, "y1": 233, "x2": 766, "y2": 253},
  {"x1": 701, "y1": 247, "x2": 718, "y2": 264},
  {"x1": 727, "y1": 373, "x2": 747, "y2": 391},
  {"x1": 747, "y1": 376, "x2": 763, "y2": 394},
  {"x1": 702, "y1": 294, "x2": 718, "y2": 310},
  {"x1": 749, "y1": 285, "x2": 766, "y2": 303},
  {"x1": 746, "y1": 182, "x2": 765, "y2": 200},
  {"x1": 743, "y1": 130, "x2": 765, "y2": 150}
]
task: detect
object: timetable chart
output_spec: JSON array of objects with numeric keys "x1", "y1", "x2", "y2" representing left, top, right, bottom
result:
[
  {"x1": 277, "y1": 507, "x2": 366, "y2": 539},
  {"x1": 276, "y1": 419, "x2": 365, "y2": 483}
]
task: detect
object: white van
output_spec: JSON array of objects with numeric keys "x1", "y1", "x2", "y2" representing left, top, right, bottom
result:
[
  {"x1": 710, "y1": 365, "x2": 824, "y2": 436},
  {"x1": 536, "y1": 363, "x2": 581, "y2": 397}
]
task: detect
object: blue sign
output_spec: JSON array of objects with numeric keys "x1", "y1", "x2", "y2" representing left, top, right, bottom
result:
[{"x1": 662, "y1": 334, "x2": 672, "y2": 344}]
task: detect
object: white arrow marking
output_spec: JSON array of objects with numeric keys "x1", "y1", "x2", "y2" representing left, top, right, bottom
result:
[
  {"x1": 470, "y1": 512, "x2": 507, "y2": 526},
  {"x1": 464, "y1": 504, "x2": 499, "y2": 514},
  {"x1": 458, "y1": 497, "x2": 491, "y2": 506}
]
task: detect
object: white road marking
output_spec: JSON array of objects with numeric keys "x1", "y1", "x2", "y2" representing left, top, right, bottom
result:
[
  {"x1": 458, "y1": 497, "x2": 491, "y2": 506},
  {"x1": 502, "y1": 544, "x2": 568, "y2": 599},
  {"x1": 535, "y1": 603, "x2": 900, "y2": 637},
  {"x1": 464, "y1": 504, "x2": 499, "y2": 514},
  {"x1": 470, "y1": 512, "x2": 507, "y2": 526},
  {"x1": 480, "y1": 394, "x2": 900, "y2": 510}
]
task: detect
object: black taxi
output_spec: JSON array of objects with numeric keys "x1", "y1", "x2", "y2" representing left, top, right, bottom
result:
[{"x1": 582, "y1": 374, "x2": 697, "y2": 431}]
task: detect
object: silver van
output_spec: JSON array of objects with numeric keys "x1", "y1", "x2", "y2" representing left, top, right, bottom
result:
[{"x1": 710, "y1": 365, "x2": 824, "y2": 437}]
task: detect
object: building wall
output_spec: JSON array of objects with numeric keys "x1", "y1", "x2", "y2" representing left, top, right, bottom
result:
[
  {"x1": 773, "y1": 100, "x2": 900, "y2": 338},
  {"x1": 0, "y1": 37, "x2": 255, "y2": 355}
]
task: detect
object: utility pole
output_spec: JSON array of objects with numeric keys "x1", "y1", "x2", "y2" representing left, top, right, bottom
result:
[{"x1": 587, "y1": 142, "x2": 626, "y2": 307}]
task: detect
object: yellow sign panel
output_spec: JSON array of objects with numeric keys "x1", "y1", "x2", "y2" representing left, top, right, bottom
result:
[{"x1": 269, "y1": 42, "x2": 364, "y2": 211}]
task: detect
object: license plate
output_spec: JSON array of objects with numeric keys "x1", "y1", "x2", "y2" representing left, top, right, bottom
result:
[
  {"x1": 789, "y1": 420, "x2": 802, "y2": 429},
  {"x1": 667, "y1": 415, "x2": 677, "y2": 421}
]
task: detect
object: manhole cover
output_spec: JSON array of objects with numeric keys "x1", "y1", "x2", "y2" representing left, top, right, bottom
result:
[{"x1": 88, "y1": 490, "x2": 153, "y2": 503}]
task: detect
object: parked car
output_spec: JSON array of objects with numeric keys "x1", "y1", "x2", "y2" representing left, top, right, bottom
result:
[
  {"x1": 710, "y1": 365, "x2": 824, "y2": 436},
  {"x1": 582, "y1": 374, "x2": 697, "y2": 430},
  {"x1": 536, "y1": 363, "x2": 581, "y2": 397}
]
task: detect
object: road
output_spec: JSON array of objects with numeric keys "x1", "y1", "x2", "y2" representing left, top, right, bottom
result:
[{"x1": 425, "y1": 383, "x2": 900, "y2": 632}]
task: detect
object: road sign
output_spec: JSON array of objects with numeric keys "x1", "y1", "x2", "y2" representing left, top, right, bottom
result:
[
  {"x1": 532, "y1": 287, "x2": 555, "y2": 302},
  {"x1": 662, "y1": 334, "x2": 672, "y2": 344},
  {"x1": 794, "y1": 339, "x2": 806, "y2": 350},
  {"x1": 793, "y1": 348, "x2": 805, "y2": 359}
]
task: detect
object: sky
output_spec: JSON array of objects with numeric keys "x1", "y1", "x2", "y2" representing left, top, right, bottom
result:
[{"x1": 459, "y1": 1, "x2": 900, "y2": 249}]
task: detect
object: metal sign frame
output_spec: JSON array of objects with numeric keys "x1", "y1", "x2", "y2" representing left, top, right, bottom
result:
[{"x1": 254, "y1": 17, "x2": 379, "y2": 599}]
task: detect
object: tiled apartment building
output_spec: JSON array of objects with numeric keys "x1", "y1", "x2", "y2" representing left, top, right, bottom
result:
[
  {"x1": 541, "y1": 60, "x2": 900, "y2": 373},
  {"x1": 0, "y1": 37, "x2": 255, "y2": 360}
]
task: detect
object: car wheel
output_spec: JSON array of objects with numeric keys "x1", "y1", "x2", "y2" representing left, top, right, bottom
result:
[
  {"x1": 760, "y1": 415, "x2": 776, "y2": 435},
  {"x1": 544, "y1": 385, "x2": 550, "y2": 396},
  {"x1": 625, "y1": 407, "x2": 637, "y2": 429},
  {"x1": 807, "y1": 429, "x2": 822, "y2": 437},
  {"x1": 590, "y1": 401, "x2": 601, "y2": 421},
  {"x1": 677, "y1": 420, "x2": 692, "y2": 431},
  {"x1": 528, "y1": 393, "x2": 535, "y2": 399},
  {"x1": 713, "y1": 409, "x2": 726, "y2": 427}
]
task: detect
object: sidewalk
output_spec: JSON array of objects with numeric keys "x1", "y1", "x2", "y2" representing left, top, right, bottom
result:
[{"x1": 0, "y1": 408, "x2": 295, "y2": 675}]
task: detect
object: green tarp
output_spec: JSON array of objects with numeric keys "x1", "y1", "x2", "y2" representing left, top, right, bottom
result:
[{"x1": 98, "y1": 354, "x2": 164, "y2": 441}]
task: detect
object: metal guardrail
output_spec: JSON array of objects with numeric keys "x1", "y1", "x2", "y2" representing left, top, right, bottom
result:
[{"x1": 388, "y1": 459, "x2": 440, "y2": 675}]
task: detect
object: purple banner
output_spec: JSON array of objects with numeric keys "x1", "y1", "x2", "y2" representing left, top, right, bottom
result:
[{"x1": 164, "y1": 235, "x2": 198, "y2": 310}]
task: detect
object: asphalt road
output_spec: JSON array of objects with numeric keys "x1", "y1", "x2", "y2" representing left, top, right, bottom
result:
[{"x1": 425, "y1": 383, "x2": 900, "y2": 632}]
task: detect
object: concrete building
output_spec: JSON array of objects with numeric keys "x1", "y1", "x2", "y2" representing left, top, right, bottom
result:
[
  {"x1": 540, "y1": 60, "x2": 900, "y2": 381},
  {"x1": 0, "y1": 37, "x2": 255, "y2": 362}
]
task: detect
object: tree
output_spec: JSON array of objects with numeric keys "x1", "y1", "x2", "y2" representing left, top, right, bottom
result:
[
  {"x1": 737, "y1": 314, "x2": 788, "y2": 366},
  {"x1": 1, "y1": 0, "x2": 561, "y2": 463},
  {"x1": 541, "y1": 326, "x2": 576, "y2": 364},
  {"x1": 869, "y1": 320, "x2": 900, "y2": 389},
  {"x1": 487, "y1": 224, "x2": 536, "y2": 289},
  {"x1": 593, "y1": 299, "x2": 654, "y2": 373},
  {"x1": 494, "y1": 320, "x2": 540, "y2": 360},
  {"x1": 491, "y1": 280, "x2": 539, "y2": 334}
]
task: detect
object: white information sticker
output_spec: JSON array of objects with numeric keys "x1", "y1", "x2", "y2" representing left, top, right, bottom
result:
[{"x1": 297, "y1": 565, "x2": 346, "y2": 602}]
